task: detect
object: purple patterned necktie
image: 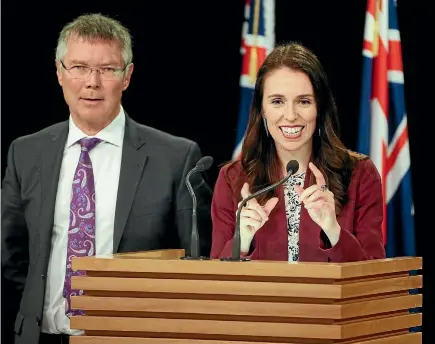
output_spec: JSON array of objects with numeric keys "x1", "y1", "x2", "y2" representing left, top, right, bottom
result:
[{"x1": 63, "y1": 137, "x2": 102, "y2": 316}]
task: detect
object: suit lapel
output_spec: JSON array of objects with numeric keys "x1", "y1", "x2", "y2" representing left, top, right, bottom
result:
[
  {"x1": 39, "y1": 123, "x2": 69, "y2": 266},
  {"x1": 113, "y1": 116, "x2": 148, "y2": 252}
]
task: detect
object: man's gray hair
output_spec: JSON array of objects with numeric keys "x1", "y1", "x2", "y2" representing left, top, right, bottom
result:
[{"x1": 55, "y1": 13, "x2": 133, "y2": 66}]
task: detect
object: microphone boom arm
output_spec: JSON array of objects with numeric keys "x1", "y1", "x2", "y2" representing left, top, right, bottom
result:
[{"x1": 223, "y1": 160, "x2": 299, "y2": 262}]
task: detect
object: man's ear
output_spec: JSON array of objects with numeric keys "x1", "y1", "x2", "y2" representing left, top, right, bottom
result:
[
  {"x1": 122, "y1": 63, "x2": 134, "y2": 91},
  {"x1": 56, "y1": 61, "x2": 63, "y2": 86}
]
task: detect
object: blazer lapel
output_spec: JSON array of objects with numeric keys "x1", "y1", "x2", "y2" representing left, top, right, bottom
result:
[
  {"x1": 269, "y1": 188, "x2": 289, "y2": 260},
  {"x1": 39, "y1": 123, "x2": 69, "y2": 267},
  {"x1": 298, "y1": 167, "x2": 326, "y2": 259},
  {"x1": 113, "y1": 117, "x2": 148, "y2": 252}
]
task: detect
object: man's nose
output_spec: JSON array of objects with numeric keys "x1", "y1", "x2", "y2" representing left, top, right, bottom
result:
[{"x1": 84, "y1": 69, "x2": 102, "y2": 88}]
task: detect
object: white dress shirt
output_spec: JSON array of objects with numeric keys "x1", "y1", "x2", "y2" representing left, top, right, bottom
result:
[{"x1": 42, "y1": 107, "x2": 125, "y2": 335}]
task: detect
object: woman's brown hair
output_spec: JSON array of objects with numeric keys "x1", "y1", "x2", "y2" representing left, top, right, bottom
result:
[{"x1": 239, "y1": 42, "x2": 365, "y2": 212}]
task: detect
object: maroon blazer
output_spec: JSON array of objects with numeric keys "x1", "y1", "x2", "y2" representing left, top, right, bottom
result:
[{"x1": 210, "y1": 157, "x2": 386, "y2": 262}]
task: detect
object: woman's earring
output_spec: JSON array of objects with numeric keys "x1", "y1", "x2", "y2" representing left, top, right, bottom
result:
[
  {"x1": 318, "y1": 128, "x2": 321, "y2": 136},
  {"x1": 263, "y1": 117, "x2": 270, "y2": 137}
]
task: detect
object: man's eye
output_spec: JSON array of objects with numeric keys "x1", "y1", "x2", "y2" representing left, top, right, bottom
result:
[{"x1": 71, "y1": 66, "x2": 87, "y2": 71}]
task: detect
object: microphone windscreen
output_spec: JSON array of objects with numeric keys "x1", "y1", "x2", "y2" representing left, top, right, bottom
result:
[
  {"x1": 286, "y1": 160, "x2": 299, "y2": 174},
  {"x1": 196, "y1": 156, "x2": 214, "y2": 171}
]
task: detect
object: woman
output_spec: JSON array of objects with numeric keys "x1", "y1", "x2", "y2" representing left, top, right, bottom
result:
[{"x1": 210, "y1": 42, "x2": 386, "y2": 262}]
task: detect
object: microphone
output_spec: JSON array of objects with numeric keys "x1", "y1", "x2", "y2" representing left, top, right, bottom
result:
[
  {"x1": 181, "y1": 156, "x2": 214, "y2": 260},
  {"x1": 221, "y1": 160, "x2": 299, "y2": 262}
]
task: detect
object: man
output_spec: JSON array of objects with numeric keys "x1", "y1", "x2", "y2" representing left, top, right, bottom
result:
[{"x1": 1, "y1": 13, "x2": 212, "y2": 344}]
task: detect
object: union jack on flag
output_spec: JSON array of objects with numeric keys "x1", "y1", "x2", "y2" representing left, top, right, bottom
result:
[
  {"x1": 232, "y1": 0, "x2": 275, "y2": 160},
  {"x1": 357, "y1": 0, "x2": 416, "y2": 257}
]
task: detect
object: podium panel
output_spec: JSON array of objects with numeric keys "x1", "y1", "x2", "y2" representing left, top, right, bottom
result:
[{"x1": 69, "y1": 250, "x2": 422, "y2": 344}]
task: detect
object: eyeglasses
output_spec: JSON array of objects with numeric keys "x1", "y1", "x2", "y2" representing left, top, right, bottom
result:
[{"x1": 60, "y1": 61, "x2": 128, "y2": 80}]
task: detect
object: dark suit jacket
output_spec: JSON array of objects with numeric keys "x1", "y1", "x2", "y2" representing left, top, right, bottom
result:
[
  {"x1": 1, "y1": 115, "x2": 212, "y2": 344},
  {"x1": 210, "y1": 157, "x2": 386, "y2": 262}
]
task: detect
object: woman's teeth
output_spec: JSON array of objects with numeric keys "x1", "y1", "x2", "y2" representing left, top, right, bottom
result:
[{"x1": 280, "y1": 126, "x2": 303, "y2": 137}]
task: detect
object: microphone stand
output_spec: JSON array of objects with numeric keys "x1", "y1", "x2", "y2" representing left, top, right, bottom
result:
[{"x1": 181, "y1": 156, "x2": 213, "y2": 261}]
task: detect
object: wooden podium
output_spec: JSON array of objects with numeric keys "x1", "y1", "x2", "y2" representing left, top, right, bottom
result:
[{"x1": 69, "y1": 250, "x2": 422, "y2": 344}]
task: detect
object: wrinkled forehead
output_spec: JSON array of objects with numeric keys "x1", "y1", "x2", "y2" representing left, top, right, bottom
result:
[{"x1": 64, "y1": 35, "x2": 124, "y2": 65}]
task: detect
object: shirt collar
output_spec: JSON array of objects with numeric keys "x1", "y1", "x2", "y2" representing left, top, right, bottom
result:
[{"x1": 66, "y1": 106, "x2": 126, "y2": 148}]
